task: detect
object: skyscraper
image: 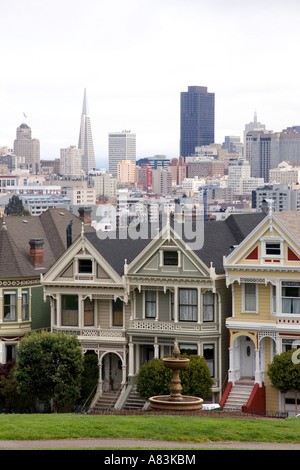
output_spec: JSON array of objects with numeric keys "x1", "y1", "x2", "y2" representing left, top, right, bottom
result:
[
  {"x1": 108, "y1": 131, "x2": 136, "y2": 178},
  {"x1": 14, "y1": 123, "x2": 40, "y2": 173},
  {"x1": 180, "y1": 86, "x2": 215, "y2": 158},
  {"x1": 78, "y1": 88, "x2": 95, "y2": 173}
]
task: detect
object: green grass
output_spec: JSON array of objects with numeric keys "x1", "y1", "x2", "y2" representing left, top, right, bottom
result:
[{"x1": 0, "y1": 414, "x2": 299, "y2": 444}]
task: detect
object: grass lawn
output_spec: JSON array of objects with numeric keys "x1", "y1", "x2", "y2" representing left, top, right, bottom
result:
[{"x1": 0, "y1": 413, "x2": 299, "y2": 444}]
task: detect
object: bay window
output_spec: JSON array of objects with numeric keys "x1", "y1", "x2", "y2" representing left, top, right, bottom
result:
[
  {"x1": 62, "y1": 294, "x2": 78, "y2": 326},
  {"x1": 145, "y1": 290, "x2": 156, "y2": 318},
  {"x1": 282, "y1": 282, "x2": 300, "y2": 314},
  {"x1": 3, "y1": 291, "x2": 16, "y2": 321},
  {"x1": 203, "y1": 291, "x2": 214, "y2": 322},
  {"x1": 179, "y1": 288, "x2": 198, "y2": 322},
  {"x1": 243, "y1": 283, "x2": 257, "y2": 312}
]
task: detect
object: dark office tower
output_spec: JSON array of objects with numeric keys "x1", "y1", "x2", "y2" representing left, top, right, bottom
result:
[{"x1": 180, "y1": 86, "x2": 215, "y2": 158}]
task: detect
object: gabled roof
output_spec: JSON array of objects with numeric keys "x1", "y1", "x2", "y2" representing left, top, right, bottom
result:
[
  {"x1": 85, "y1": 213, "x2": 267, "y2": 276},
  {"x1": 0, "y1": 222, "x2": 34, "y2": 278}
]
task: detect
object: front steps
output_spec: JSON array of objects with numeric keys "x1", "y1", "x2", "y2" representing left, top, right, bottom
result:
[
  {"x1": 222, "y1": 383, "x2": 254, "y2": 411},
  {"x1": 89, "y1": 391, "x2": 119, "y2": 413},
  {"x1": 123, "y1": 385, "x2": 146, "y2": 410},
  {"x1": 88, "y1": 384, "x2": 146, "y2": 413}
]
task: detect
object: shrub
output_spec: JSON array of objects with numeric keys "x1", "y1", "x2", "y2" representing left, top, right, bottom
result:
[
  {"x1": 137, "y1": 355, "x2": 213, "y2": 400},
  {"x1": 267, "y1": 348, "x2": 300, "y2": 393}
]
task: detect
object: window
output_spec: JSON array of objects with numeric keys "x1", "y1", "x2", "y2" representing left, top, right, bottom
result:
[
  {"x1": 282, "y1": 282, "x2": 300, "y2": 314},
  {"x1": 163, "y1": 251, "x2": 178, "y2": 266},
  {"x1": 179, "y1": 288, "x2": 198, "y2": 322},
  {"x1": 266, "y1": 242, "x2": 281, "y2": 256},
  {"x1": 203, "y1": 291, "x2": 214, "y2": 322},
  {"x1": 78, "y1": 259, "x2": 93, "y2": 274},
  {"x1": 62, "y1": 295, "x2": 78, "y2": 326},
  {"x1": 3, "y1": 291, "x2": 16, "y2": 321},
  {"x1": 113, "y1": 299, "x2": 123, "y2": 326},
  {"x1": 145, "y1": 291, "x2": 156, "y2": 318},
  {"x1": 203, "y1": 344, "x2": 214, "y2": 377},
  {"x1": 244, "y1": 283, "x2": 257, "y2": 312},
  {"x1": 22, "y1": 290, "x2": 29, "y2": 321},
  {"x1": 84, "y1": 298, "x2": 94, "y2": 326}
]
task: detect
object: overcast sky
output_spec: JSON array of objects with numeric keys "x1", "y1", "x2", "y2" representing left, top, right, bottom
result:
[{"x1": 1, "y1": 0, "x2": 300, "y2": 166}]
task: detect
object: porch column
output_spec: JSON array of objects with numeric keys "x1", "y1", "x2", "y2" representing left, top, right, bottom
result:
[
  {"x1": 228, "y1": 347, "x2": 235, "y2": 384},
  {"x1": 254, "y1": 349, "x2": 261, "y2": 386},
  {"x1": 154, "y1": 339, "x2": 159, "y2": 358},
  {"x1": 128, "y1": 340, "x2": 135, "y2": 376}
]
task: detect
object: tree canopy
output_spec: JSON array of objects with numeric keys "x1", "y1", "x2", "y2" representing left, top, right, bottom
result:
[
  {"x1": 267, "y1": 348, "x2": 300, "y2": 393},
  {"x1": 5, "y1": 195, "x2": 30, "y2": 216},
  {"x1": 14, "y1": 331, "x2": 84, "y2": 412}
]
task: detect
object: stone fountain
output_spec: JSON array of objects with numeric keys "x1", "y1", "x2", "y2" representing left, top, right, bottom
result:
[{"x1": 149, "y1": 342, "x2": 203, "y2": 411}]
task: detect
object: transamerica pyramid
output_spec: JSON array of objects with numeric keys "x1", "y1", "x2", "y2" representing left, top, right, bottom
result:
[{"x1": 78, "y1": 88, "x2": 95, "y2": 173}]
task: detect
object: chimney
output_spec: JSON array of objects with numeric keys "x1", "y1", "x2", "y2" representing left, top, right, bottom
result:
[
  {"x1": 78, "y1": 206, "x2": 92, "y2": 226},
  {"x1": 29, "y1": 238, "x2": 44, "y2": 265}
]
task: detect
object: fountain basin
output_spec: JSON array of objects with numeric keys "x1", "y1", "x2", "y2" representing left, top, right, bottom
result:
[
  {"x1": 149, "y1": 395, "x2": 203, "y2": 411},
  {"x1": 162, "y1": 357, "x2": 190, "y2": 369}
]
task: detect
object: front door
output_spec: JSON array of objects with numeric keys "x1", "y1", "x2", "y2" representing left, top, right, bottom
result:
[{"x1": 240, "y1": 336, "x2": 255, "y2": 379}]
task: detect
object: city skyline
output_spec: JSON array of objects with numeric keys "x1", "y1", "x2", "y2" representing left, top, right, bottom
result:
[{"x1": 1, "y1": 0, "x2": 300, "y2": 165}]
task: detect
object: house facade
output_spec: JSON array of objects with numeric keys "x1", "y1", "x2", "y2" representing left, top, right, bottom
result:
[
  {"x1": 222, "y1": 211, "x2": 300, "y2": 416},
  {"x1": 0, "y1": 208, "x2": 94, "y2": 364},
  {"x1": 41, "y1": 214, "x2": 267, "y2": 406}
]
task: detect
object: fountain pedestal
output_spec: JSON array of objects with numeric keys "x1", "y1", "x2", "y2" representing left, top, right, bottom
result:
[{"x1": 149, "y1": 343, "x2": 203, "y2": 411}]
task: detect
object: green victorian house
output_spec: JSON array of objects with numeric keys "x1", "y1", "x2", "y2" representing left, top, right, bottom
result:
[{"x1": 0, "y1": 207, "x2": 94, "y2": 364}]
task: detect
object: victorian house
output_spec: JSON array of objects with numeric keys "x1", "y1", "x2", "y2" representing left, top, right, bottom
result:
[
  {"x1": 221, "y1": 210, "x2": 300, "y2": 416},
  {"x1": 41, "y1": 213, "x2": 265, "y2": 408},
  {"x1": 0, "y1": 208, "x2": 93, "y2": 364}
]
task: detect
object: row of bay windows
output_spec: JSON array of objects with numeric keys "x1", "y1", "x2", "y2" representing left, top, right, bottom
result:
[
  {"x1": 143, "y1": 289, "x2": 215, "y2": 322},
  {"x1": 0, "y1": 290, "x2": 29, "y2": 322},
  {"x1": 54, "y1": 288, "x2": 216, "y2": 328},
  {"x1": 242, "y1": 281, "x2": 300, "y2": 315}
]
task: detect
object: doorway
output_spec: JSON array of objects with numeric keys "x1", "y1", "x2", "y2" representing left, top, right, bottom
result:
[{"x1": 240, "y1": 336, "x2": 255, "y2": 379}]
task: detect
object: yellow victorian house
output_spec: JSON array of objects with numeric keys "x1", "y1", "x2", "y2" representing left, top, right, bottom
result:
[{"x1": 220, "y1": 210, "x2": 300, "y2": 416}]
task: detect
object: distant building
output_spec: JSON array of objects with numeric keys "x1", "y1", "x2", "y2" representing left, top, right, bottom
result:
[
  {"x1": 78, "y1": 89, "x2": 96, "y2": 173},
  {"x1": 152, "y1": 168, "x2": 172, "y2": 195},
  {"x1": 60, "y1": 146, "x2": 83, "y2": 176},
  {"x1": 91, "y1": 173, "x2": 117, "y2": 200},
  {"x1": 246, "y1": 129, "x2": 300, "y2": 181},
  {"x1": 252, "y1": 183, "x2": 300, "y2": 212},
  {"x1": 180, "y1": 86, "x2": 215, "y2": 158},
  {"x1": 269, "y1": 161, "x2": 300, "y2": 185},
  {"x1": 13, "y1": 123, "x2": 40, "y2": 173},
  {"x1": 136, "y1": 155, "x2": 170, "y2": 170},
  {"x1": 136, "y1": 165, "x2": 152, "y2": 190},
  {"x1": 109, "y1": 131, "x2": 136, "y2": 178},
  {"x1": 40, "y1": 159, "x2": 60, "y2": 175},
  {"x1": 187, "y1": 158, "x2": 224, "y2": 179},
  {"x1": 117, "y1": 159, "x2": 136, "y2": 184}
]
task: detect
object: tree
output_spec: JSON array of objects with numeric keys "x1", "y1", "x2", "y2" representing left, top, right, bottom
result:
[
  {"x1": 5, "y1": 195, "x2": 30, "y2": 216},
  {"x1": 79, "y1": 351, "x2": 99, "y2": 408},
  {"x1": 15, "y1": 331, "x2": 84, "y2": 412},
  {"x1": 180, "y1": 354, "x2": 214, "y2": 400},
  {"x1": 137, "y1": 358, "x2": 172, "y2": 400},
  {"x1": 267, "y1": 349, "x2": 300, "y2": 393},
  {"x1": 137, "y1": 355, "x2": 213, "y2": 401}
]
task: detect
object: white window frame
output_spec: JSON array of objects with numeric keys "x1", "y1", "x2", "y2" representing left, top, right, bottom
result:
[{"x1": 242, "y1": 283, "x2": 258, "y2": 313}]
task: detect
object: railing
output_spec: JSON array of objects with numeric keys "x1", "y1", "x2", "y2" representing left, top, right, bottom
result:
[
  {"x1": 128, "y1": 319, "x2": 201, "y2": 332},
  {"x1": 52, "y1": 326, "x2": 126, "y2": 338}
]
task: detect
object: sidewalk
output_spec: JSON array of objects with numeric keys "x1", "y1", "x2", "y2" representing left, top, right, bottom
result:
[{"x1": 0, "y1": 438, "x2": 300, "y2": 450}]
